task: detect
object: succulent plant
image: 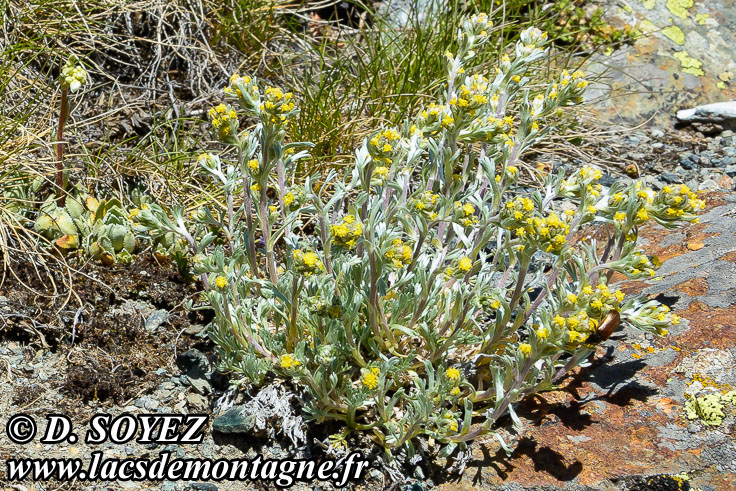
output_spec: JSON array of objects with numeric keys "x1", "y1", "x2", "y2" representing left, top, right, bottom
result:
[{"x1": 32, "y1": 188, "x2": 139, "y2": 264}]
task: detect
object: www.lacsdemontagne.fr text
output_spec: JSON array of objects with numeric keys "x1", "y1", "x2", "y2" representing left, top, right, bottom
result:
[{"x1": 7, "y1": 451, "x2": 370, "y2": 487}]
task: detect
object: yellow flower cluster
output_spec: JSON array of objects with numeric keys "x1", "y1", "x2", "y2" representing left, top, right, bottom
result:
[
  {"x1": 411, "y1": 190, "x2": 440, "y2": 220},
  {"x1": 467, "y1": 12, "x2": 493, "y2": 38},
  {"x1": 514, "y1": 211, "x2": 571, "y2": 254},
  {"x1": 560, "y1": 69, "x2": 588, "y2": 89},
  {"x1": 621, "y1": 251, "x2": 659, "y2": 278},
  {"x1": 259, "y1": 86, "x2": 295, "y2": 126},
  {"x1": 368, "y1": 128, "x2": 402, "y2": 164},
  {"x1": 450, "y1": 74, "x2": 490, "y2": 113},
  {"x1": 280, "y1": 353, "x2": 301, "y2": 369},
  {"x1": 385, "y1": 238, "x2": 413, "y2": 268},
  {"x1": 453, "y1": 201, "x2": 478, "y2": 227},
  {"x1": 224, "y1": 73, "x2": 257, "y2": 99},
  {"x1": 441, "y1": 411, "x2": 459, "y2": 432},
  {"x1": 361, "y1": 366, "x2": 380, "y2": 390},
  {"x1": 649, "y1": 183, "x2": 705, "y2": 224},
  {"x1": 560, "y1": 165, "x2": 604, "y2": 200},
  {"x1": 557, "y1": 282, "x2": 626, "y2": 346},
  {"x1": 292, "y1": 249, "x2": 324, "y2": 276},
  {"x1": 559, "y1": 69, "x2": 588, "y2": 102},
  {"x1": 418, "y1": 102, "x2": 448, "y2": 130},
  {"x1": 458, "y1": 256, "x2": 473, "y2": 272},
  {"x1": 330, "y1": 214, "x2": 363, "y2": 248},
  {"x1": 628, "y1": 302, "x2": 679, "y2": 336},
  {"x1": 445, "y1": 254, "x2": 475, "y2": 278},
  {"x1": 283, "y1": 191, "x2": 295, "y2": 207},
  {"x1": 208, "y1": 103, "x2": 239, "y2": 141},
  {"x1": 503, "y1": 196, "x2": 536, "y2": 222}
]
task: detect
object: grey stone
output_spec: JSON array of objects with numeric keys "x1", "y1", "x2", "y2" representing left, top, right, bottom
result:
[
  {"x1": 186, "y1": 392, "x2": 207, "y2": 408},
  {"x1": 660, "y1": 172, "x2": 682, "y2": 184},
  {"x1": 698, "y1": 179, "x2": 720, "y2": 191},
  {"x1": 212, "y1": 406, "x2": 257, "y2": 434},
  {"x1": 185, "y1": 484, "x2": 218, "y2": 491},
  {"x1": 375, "y1": 0, "x2": 446, "y2": 29},
  {"x1": 145, "y1": 309, "x2": 168, "y2": 331},
  {"x1": 677, "y1": 101, "x2": 736, "y2": 127},
  {"x1": 679, "y1": 154, "x2": 698, "y2": 170},
  {"x1": 176, "y1": 349, "x2": 210, "y2": 378},
  {"x1": 186, "y1": 375, "x2": 210, "y2": 395}
]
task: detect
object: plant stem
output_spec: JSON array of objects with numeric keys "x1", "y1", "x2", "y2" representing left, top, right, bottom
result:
[{"x1": 56, "y1": 86, "x2": 69, "y2": 205}]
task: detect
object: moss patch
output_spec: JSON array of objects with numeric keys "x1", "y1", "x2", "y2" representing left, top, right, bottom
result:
[{"x1": 640, "y1": 0, "x2": 656, "y2": 9}]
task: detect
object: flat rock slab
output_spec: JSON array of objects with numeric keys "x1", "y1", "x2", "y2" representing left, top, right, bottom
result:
[
  {"x1": 585, "y1": 0, "x2": 736, "y2": 127},
  {"x1": 446, "y1": 192, "x2": 736, "y2": 490}
]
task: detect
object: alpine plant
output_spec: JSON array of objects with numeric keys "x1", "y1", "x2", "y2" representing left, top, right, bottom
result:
[{"x1": 140, "y1": 15, "x2": 702, "y2": 458}]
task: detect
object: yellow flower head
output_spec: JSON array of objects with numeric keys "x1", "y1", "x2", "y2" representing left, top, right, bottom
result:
[
  {"x1": 519, "y1": 343, "x2": 532, "y2": 356},
  {"x1": 280, "y1": 354, "x2": 301, "y2": 369},
  {"x1": 446, "y1": 367, "x2": 461, "y2": 381},
  {"x1": 362, "y1": 371, "x2": 379, "y2": 390},
  {"x1": 458, "y1": 256, "x2": 473, "y2": 272},
  {"x1": 214, "y1": 276, "x2": 227, "y2": 289}
]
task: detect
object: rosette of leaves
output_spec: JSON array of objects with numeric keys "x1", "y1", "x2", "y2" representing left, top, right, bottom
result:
[
  {"x1": 85, "y1": 198, "x2": 137, "y2": 265},
  {"x1": 33, "y1": 190, "x2": 138, "y2": 264},
  {"x1": 1, "y1": 171, "x2": 44, "y2": 220},
  {"x1": 141, "y1": 17, "x2": 700, "y2": 460}
]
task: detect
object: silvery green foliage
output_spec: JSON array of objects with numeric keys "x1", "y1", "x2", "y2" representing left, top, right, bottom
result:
[{"x1": 141, "y1": 17, "x2": 700, "y2": 457}]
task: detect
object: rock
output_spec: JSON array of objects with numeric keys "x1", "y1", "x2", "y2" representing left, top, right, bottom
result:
[
  {"x1": 660, "y1": 172, "x2": 682, "y2": 184},
  {"x1": 650, "y1": 128, "x2": 665, "y2": 138},
  {"x1": 375, "y1": 0, "x2": 446, "y2": 29},
  {"x1": 679, "y1": 153, "x2": 699, "y2": 170},
  {"x1": 212, "y1": 406, "x2": 257, "y2": 434},
  {"x1": 698, "y1": 179, "x2": 720, "y2": 191},
  {"x1": 700, "y1": 150, "x2": 716, "y2": 166},
  {"x1": 186, "y1": 375, "x2": 210, "y2": 395},
  {"x1": 176, "y1": 349, "x2": 210, "y2": 378},
  {"x1": 677, "y1": 101, "x2": 736, "y2": 128},
  {"x1": 599, "y1": 173, "x2": 616, "y2": 187},
  {"x1": 184, "y1": 484, "x2": 218, "y2": 491},
  {"x1": 135, "y1": 396, "x2": 160, "y2": 411},
  {"x1": 717, "y1": 174, "x2": 734, "y2": 189},
  {"x1": 183, "y1": 324, "x2": 207, "y2": 337},
  {"x1": 145, "y1": 310, "x2": 168, "y2": 332},
  {"x1": 186, "y1": 392, "x2": 207, "y2": 409}
]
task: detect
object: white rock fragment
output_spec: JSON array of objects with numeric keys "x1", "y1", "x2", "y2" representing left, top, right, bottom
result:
[{"x1": 677, "y1": 101, "x2": 736, "y2": 124}]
